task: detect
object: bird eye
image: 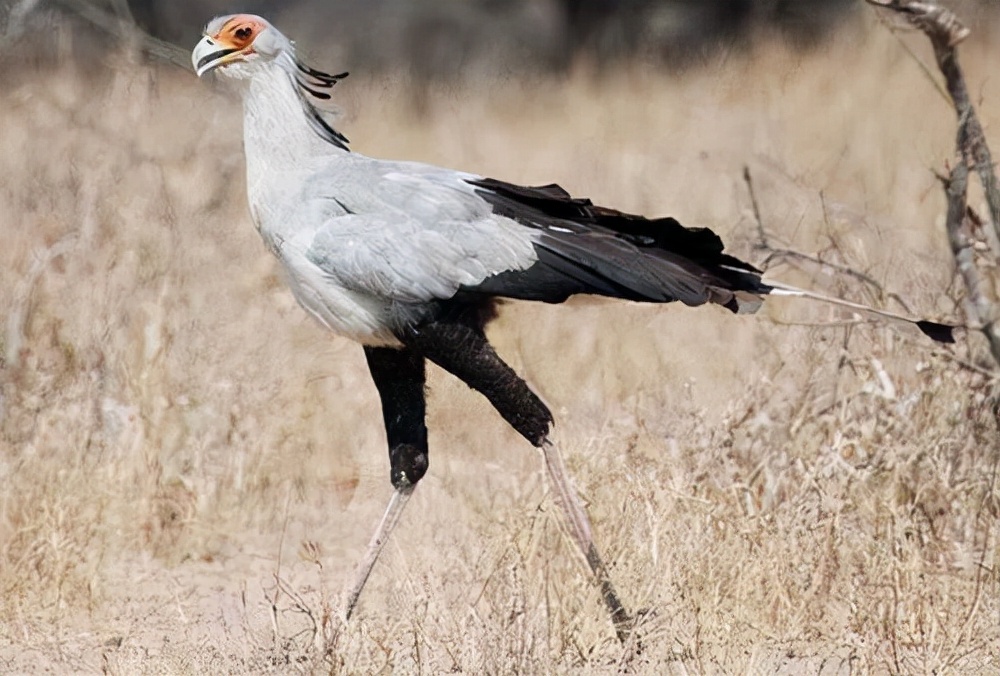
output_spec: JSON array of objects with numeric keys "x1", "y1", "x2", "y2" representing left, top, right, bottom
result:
[{"x1": 234, "y1": 26, "x2": 253, "y2": 41}]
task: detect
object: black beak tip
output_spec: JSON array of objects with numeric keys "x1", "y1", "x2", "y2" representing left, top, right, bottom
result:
[{"x1": 196, "y1": 47, "x2": 241, "y2": 72}]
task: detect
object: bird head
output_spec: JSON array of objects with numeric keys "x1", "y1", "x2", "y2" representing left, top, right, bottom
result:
[
  {"x1": 193, "y1": 14, "x2": 351, "y2": 150},
  {"x1": 193, "y1": 14, "x2": 348, "y2": 96},
  {"x1": 192, "y1": 14, "x2": 287, "y2": 78}
]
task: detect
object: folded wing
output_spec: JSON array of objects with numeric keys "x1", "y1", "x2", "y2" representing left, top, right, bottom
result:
[
  {"x1": 464, "y1": 177, "x2": 771, "y2": 313},
  {"x1": 296, "y1": 162, "x2": 768, "y2": 315}
]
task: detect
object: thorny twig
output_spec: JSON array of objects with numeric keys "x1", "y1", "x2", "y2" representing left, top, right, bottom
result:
[
  {"x1": 743, "y1": 165, "x2": 893, "y2": 302},
  {"x1": 868, "y1": 0, "x2": 1000, "y2": 366}
]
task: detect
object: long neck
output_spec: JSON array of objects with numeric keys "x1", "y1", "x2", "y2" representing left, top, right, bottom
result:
[{"x1": 241, "y1": 64, "x2": 347, "y2": 188}]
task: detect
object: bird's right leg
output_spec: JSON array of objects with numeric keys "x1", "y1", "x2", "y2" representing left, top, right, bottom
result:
[
  {"x1": 343, "y1": 346, "x2": 428, "y2": 621},
  {"x1": 400, "y1": 319, "x2": 636, "y2": 644}
]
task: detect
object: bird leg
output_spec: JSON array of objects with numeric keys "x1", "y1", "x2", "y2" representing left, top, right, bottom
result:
[
  {"x1": 343, "y1": 347, "x2": 428, "y2": 620},
  {"x1": 539, "y1": 439, "x2": 634, "y2": 644},
  {"x1": 364, "y1": 346, "x2": 429, "y2": 488},
  {"x1": 343, "y1": 483, "x2": 415, "y2": 620},
  {"x1": 400, "y1": 316, "x2": 636, "y2": 643}
]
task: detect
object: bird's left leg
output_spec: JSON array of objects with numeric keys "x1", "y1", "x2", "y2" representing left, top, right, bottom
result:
[
  {"x1": 400, "y1": 319, "x2": 636, "y2": 644},
  {"x1": 343, "y1": 346, "x2": 428, "y2": 620}
]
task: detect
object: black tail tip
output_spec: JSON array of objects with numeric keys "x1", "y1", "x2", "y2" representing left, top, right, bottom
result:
[{"x1": 916, "y1": 320, "x2": 956, "y2": 344}]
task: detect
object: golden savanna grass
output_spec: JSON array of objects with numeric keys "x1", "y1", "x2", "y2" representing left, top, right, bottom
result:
[{"x1": 1, "y1": 15, "x2": 999, "y2": 674}]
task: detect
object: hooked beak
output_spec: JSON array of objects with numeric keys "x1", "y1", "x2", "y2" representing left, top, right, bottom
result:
[{"x1": 192, "y1": 35, "x2": 246, "y2": 77}]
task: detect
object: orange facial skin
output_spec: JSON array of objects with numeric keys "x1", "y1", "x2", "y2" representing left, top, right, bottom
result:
[{"x1": 209, "y1": 14, "x2": 267, "y2": 53}]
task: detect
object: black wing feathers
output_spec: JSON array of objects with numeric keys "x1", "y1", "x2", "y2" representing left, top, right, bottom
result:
[{"x1": 466, "y1": 177, "x2": 769, "y2": 313}]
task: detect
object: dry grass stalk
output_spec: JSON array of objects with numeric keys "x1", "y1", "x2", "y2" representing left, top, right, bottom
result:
[{"x1": 2, "y1": 11, "x2": 1000, "y2": 671}]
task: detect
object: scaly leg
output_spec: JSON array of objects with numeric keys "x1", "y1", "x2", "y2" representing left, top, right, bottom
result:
[
  {"x1": 344, "y1": 484, "x2": 415, "y2": 620},
  {"x1": 343, "y1": 347, "x2": 427, "y2": 619},
  {"x1": 400, "y1": 315, "x2": 636, "y2": 643},
  {"x1": 541, "y1": 440, "x2": 633, "y2": 643}
]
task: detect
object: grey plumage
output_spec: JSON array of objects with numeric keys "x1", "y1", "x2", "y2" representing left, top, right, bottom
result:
[
  {"x1": 190, "y1": 12, "x2": 953, "y2": 639},
  {"x1": 193, "y1": 17, "x2": 768, "y2": 345}
]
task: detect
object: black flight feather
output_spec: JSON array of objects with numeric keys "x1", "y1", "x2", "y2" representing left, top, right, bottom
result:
[{"x1": 465, "y1": 177, "x2": 768, "y2": 313}]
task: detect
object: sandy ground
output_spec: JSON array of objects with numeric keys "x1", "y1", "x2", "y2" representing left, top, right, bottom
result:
[{"x1": 1, "y1": 11, "x2": 999, "y2": 674}]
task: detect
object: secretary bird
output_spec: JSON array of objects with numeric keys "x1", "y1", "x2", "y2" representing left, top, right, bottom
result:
[{"x1": 192, "y1": 14, "x2": 953, "y2": 643}]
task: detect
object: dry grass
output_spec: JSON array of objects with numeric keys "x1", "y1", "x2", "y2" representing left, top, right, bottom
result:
[{"x1": 1, "y1": 17, "x2": 999, "y2": 674}]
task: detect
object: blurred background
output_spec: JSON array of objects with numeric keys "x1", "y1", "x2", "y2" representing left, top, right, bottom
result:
[
  {"x1": 6, "y1": 1, "x2": 1000, "y2": 80},
  {"x1": 7, "y1": 0, "x2": 993, "y2": 75},
  {"x1": 2, "y1": 0, "x2": 1000, "y2": 672}
]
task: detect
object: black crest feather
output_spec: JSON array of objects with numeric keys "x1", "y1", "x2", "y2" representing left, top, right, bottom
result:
[{"x1": 291, "y1": 62, "x2": 350, "y2": 151}]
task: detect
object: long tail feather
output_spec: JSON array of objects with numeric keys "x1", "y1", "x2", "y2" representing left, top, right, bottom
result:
[{"x1": 764, "y1": 280, "x2": 957, "y2": 344}]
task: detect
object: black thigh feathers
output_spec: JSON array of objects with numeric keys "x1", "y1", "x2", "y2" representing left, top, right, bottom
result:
[
  {"x1": 366, "y1": 177, "x2": 774, "y2": 488},
  {"x1": 364, "y1": 346, "x2": 429, "y2": 488}
]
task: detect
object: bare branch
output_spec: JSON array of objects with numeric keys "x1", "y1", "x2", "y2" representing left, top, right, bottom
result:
[
  {"x1": 866, "y1": 0, "x2": 970, "y2": 46},
  {"x1": 869, "y1": 0, "x2": 1000, "y2": 366},
  {"x1": 939, "y1": 165, "x2": 1000, "y2": 362},
  {"x1": 49, "y1": 0, "x2": 192, "y2": 71},
  {"x1": 871, "y1": 8, "x2": 951, "y2": 103},
  {"x1": 760, "y1": 247, "x2": 887, "y2": 296},
  {"x1": 869, "y1": 0, "x2": 1000, "y2": 251},
  {"x1": 743, "y1": 166, "x2": 891, "y2": 301}
]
